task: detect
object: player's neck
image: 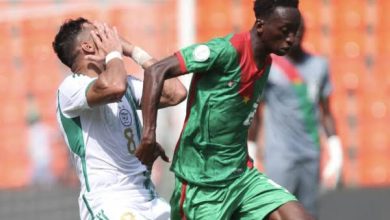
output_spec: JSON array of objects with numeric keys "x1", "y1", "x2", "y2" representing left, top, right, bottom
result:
[{"x1": 250, "y1": 30, "x2": 268, "y2": 69}]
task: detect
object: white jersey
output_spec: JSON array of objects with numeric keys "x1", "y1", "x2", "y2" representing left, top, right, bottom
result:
[{"x1": 57, "y1": 74, "x2": 170, "y2": 220}]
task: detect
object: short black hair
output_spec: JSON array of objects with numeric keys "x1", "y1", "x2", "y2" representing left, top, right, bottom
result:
[
  {"x1": 52, "y1": 17, "x2": 89, "y2": 68},
  {"x1": 254, "y1": 0, "x2": 299, "y2": 19}
]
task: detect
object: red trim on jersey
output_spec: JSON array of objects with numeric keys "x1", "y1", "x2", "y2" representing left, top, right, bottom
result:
[
  {"x1": 247, "y1": 155, "x2": 254, "y2": 169},
  {"x1": 179, "y1": 181, "x2": 188, "y2": 220},
  {"x1": 174, "y1": 73, "x2": 203, "y2": 153},
  {"x1": 230, "y1": 32, "x2": 272, "y2": 102},
  {"x1": 175, "y1": 51, "x2": 188, "y2": 73},
  {"x1": 271, "y1": 55, "x2": 303, "y2": 84}
]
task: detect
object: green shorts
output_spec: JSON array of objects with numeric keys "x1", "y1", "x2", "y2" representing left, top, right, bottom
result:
[{"x1": 170, "y1": 168, "x2": 297, "y2": 220}]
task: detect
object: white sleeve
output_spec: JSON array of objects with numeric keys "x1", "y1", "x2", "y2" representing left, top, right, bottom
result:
[
  {"x1": 58, "y1": 75, "x2": 96, "y2": 118},
  {"x1": 127, "y1": 75, "x2": 143, "y2": 108}
]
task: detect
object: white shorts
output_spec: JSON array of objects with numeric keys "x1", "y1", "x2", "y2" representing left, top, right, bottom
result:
[{"x1": 79, "y1": 190, "x2": 170, "y2": 220}]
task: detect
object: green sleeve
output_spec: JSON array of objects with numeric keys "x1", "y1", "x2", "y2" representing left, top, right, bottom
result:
[{"x1": 176, "y1": 36, "x2": 236, "y2": 74}]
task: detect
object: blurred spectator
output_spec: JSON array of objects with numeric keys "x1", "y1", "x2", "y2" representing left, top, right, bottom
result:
[{"x1": 26, "y1": 93, "x2": 55, "y2": 187}]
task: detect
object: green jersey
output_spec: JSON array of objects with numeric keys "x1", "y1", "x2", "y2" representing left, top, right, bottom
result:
[{"x1": 171, "y1": 32, "x2": 272, "y2": 187}]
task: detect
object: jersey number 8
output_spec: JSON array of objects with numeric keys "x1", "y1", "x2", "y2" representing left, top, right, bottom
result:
[{"x1": 124, "y1": 128, "x2": 136, "y2": 154}]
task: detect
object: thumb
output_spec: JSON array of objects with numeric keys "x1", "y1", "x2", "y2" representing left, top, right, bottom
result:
[
  {"x1": 160, "y1": 150, "x2": 170, "y2": 163},
  {"x1": 156, "y1": 143, "x2": 169, "y2": 162}
]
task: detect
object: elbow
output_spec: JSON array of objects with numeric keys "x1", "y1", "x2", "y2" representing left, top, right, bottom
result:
[
  {"x1": 110, "y1": 83, "x2": 127, "y2": 99},
  {"x1": 145, "y1": 62, "x2": 167, "y2": 82}
]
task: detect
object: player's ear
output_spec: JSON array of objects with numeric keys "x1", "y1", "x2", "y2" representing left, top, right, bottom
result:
[
  {"x1": 255, "y1": 19, "x2": 265, "y2": 35},
  {"x1": 80, "y1": 41, "x2": 95, "y2": 53}
]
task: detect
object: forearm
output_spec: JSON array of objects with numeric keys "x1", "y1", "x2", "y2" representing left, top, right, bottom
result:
[
  {"x1": 101, "y1": 58, "x2": 127, "y2": 85},
  {"x1": 121, "y1": 37, "x2": 134, "y2": 58},
  {"x1": 141, "y1": 65, "x2": 166, "y2": 142},
  {"x1": 322, "y1": 113, "x2": 337, "y2": 137},
  {"x1": 319, "y1": 98, "x2": 337, "y2": 137},
  {"x1": 90, "y1": 56, "x2": 128, "y2": 105},
  {"x1": 122, "y1": 39, "x2": 154, "y2": 70}
]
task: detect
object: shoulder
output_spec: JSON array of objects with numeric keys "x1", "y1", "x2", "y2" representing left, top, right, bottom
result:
[
  {"x1": 58, "y1": 73, "x2": 95, "y2": 95},
  {"x1": 59, "y1": 73, "x2": 93, "y2": 87},
  {"x1": 306, "y1": 54, "x2": 329, "y2": 67},
  {"x1": 195, "y1": 33, "x2": 237, "y2": 53}
]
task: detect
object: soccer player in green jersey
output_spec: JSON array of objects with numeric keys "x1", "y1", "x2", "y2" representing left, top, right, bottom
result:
[{"x1": 137, "y1": 0, "x2": 314, "y2": 219}]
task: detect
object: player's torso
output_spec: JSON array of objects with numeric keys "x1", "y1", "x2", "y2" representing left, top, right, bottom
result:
[
  {"x1": 266, "y1": 55, "x2": 326, "y2": 106},
  {"x1": 263, "y1": 55, "x2": 327, "y2": 159},
  {"x1": 186, "y1": 61, "x2": 270, "y2": 146},
  {"x1": 184, "y1": 33, "x2": 271, "y2": 147},
  {"x1": 173, "y1": 32, "x2": 271, "y2": 186},
  {"x1": 57, "y1": 78, "x2": 146, "y2": 192}
]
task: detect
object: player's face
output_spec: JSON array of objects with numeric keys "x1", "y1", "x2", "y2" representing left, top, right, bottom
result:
[{"x1": 262, "y1": 7, "x2": 301, "y2": 56}]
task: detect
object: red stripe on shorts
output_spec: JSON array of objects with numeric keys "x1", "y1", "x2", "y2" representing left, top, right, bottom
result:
[{"x1": 179, "y1": 181, "x2": 188, "y2": 220}]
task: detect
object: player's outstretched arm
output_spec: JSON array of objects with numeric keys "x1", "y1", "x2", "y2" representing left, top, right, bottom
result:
[
  {"x1": 121, "y1": 39, "x2": 187, "y2": 107},
  {"x1": 135, "y1": 56, "x2": 187, "y2": 168},
  {"x1": 85, "y1": 22, "x2": 127, "y2": 107}
]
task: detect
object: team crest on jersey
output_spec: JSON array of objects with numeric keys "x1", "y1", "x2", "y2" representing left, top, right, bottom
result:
[
  {"x1": 193, "y1": 45, "x2": 210, "y2": 62},
  {"x1": 120, "y1": 211, "x2": 136, "y2": 220},
  {"x1": 119, "y1": 109, "x2": 132, "y2": 127}
]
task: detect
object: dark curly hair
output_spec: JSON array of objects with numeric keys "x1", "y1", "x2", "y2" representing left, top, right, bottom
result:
[
  {"x1": 52, "y1": 17, "x2": 89, "y2": 68},
  {"x1": 254, "y1": 0, "x2": 299, "y2": 19}
]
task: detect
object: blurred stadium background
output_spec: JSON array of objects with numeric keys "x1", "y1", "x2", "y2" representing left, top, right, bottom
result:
[{"x1": 0, "y1": 0, "x2": 389, "y2": 219}]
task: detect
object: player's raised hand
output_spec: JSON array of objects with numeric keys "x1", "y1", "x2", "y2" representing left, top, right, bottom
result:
[
  {"x1": 135, "y1": 140, "x2": 169, "y2": 170},
  {"x1": 120, "y1": 36, "x2": 135, "y2": 58},
  {"x1": 321, "y1": 136, "x2": 343, "y2": 190},
  {"x1": 85, "y1": 21, "x2": 122, "y2": 61}
]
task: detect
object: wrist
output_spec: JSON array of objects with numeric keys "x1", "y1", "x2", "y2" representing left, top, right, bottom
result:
[
  {"x1": 105, "y1": 51, "x2": 123, "y2": 64},
  {"x1": 142, "y1": 129, "x2": 156, "y2": 143},
  {"x1": 123, "y1": 43, "x2": 134, "y2": 57},
  {"x1": 131, "y1": 46, "x2": 152, "y2": 66}
]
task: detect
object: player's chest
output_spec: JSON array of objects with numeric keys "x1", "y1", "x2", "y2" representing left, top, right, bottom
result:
[
  {"x1": 268, "y1": 69, "x2": 322, "y2": 102},
  {"x1": 100, "y1": 100, "x2": 136, "y2": 129}
]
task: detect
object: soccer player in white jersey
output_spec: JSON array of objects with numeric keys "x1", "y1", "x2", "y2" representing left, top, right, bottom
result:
[{"x1": 53, "y1": 18, "x2": 187, "y2": 220}]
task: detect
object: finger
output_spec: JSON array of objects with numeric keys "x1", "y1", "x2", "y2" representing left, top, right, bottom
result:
[
  {"x1": 103, "y1": 23, "x2": 112, "y2": 37},
  {"x1": 134, "y1": 149, "x2": 146, "y2": 164},
  {"x1": 155, "y1": 143, "x2": 169, "y2": 162},
  {"x1": 102, "y1": 22, "x2": 112, "y2": 40},
  {"x1": 90, "y1": 30, "x2": 103, "y2": 48},
  {"x1": 113, "y1": 26, "x2": 120, "y2": 41},
  {"x1": 91, "y1": 20, "x2": 102, "y2": 28},
  {"x1": 92, "y1": 21, "x2": 104, "y2": 34},
  {"x1": 95, "y1": 22, "x2": 108, "y2": 42},
  {"x1": 160, "y1": 150, "x2": 170, "y2": 163}
]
